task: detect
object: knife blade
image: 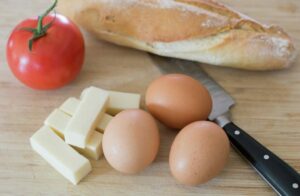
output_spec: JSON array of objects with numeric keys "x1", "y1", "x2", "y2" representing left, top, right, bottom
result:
[{"x1": 150, "y1": 54, "x2": 300, "y2": 196}]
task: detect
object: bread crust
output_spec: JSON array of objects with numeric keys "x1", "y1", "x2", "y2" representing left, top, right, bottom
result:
[{"x1": 58, "y1": 0, "x2": 296, "y2": 70}]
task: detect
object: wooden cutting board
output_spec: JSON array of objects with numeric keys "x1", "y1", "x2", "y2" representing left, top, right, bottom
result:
[{"x1": 0, "y1": 0, "x2": 299, "y2": 195}]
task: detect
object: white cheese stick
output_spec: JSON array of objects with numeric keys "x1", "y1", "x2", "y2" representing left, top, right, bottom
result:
[
  {"x1": 30, "y1": 126, "x2": 92, "y2": 185},
  {"x1": 44, "y1": 109, "x2": 70, "y2": 138},
  {"x1": 97, "y1": 114, "x2": 113, "y2": 132},
  {"x1": 74, "y1": 131, "x2": 103, "y2": 161},
  {"x1": 59, "y1": 97, "x2": 78, "y2": 116},
  {"x1": 60, "y1": 97, "x2": 112, "y2": 132},
  {"x1": 44, "y1": 109, "x2": 103, "y2": 160},
  {"x1": 107, "y1": 91, "x2": 141, "y2": 115},
  {"x1": 81, "y1": 87, "x2": 141, "y2": 115},
  {"x1": 65, "y1": 87, "x2": 109, "y2": 148}
]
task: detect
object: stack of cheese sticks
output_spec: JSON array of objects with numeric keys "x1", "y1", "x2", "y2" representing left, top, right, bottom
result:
[{"x1": 30, "y1": 86, "x2": 141, "y2": 184}]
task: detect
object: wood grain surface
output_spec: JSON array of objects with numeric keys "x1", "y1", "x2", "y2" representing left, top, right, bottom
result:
[{"x1": 0, "y1": 0, "x2": 299, "y2": 195}]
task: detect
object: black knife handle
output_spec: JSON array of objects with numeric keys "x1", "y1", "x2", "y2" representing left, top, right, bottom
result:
[{"x1": 223, "y1": 122, "x2": 300, "y2": 196}]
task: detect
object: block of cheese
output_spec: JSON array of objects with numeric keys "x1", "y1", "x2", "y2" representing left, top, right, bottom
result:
[
  {"x1": 74, "y1": 131, "x2": 103, "y2": 160},
  {"x1": 44, "y1": 109, "x2": 70, "y2": 138},
  {"x1": 107, "y1": 91, "x2": 141, "y2": 115},
  {"x1": 60, "y1": 98, "x2": 112, "y2": 132},
  {"x1": 59, "y1": 97, "x2": 78, "y2": 116},
  {"x1": 30, "y1": 126, "x2": 92, "y2": 185},
  {"x1": 97, "y1": 113, "x2": 113, "y2": 132},
  {"x1": 44, "y1": 109, "x2": 104, "y2": 160},
  {"x1": 81, "y1": 87, "x2": 141, "y2": 115},
  {"x1": 65, "y1": 87, "x2": 109, "y2": 148}
]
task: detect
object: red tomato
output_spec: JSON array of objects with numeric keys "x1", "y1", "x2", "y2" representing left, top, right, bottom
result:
[{"x1": 6, "y1": 14, "x2": 84, "y2": 90}]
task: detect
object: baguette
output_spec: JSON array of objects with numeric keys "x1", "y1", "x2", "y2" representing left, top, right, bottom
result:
[{"x1": 57, "y1": 0, "x2": 296, "y2": 70}]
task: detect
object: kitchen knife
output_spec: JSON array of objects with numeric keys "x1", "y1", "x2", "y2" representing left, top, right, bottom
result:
[{"x1": 150, "y1": 55, "x2": 300, "y2": 196}]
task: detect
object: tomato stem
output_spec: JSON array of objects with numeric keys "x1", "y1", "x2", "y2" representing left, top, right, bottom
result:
[
  {"x1": 37, "y1": 16, "x2": 43, "y2": 34},
  {"x1": 21, "y1": 0, "x2": 57, "y2": 51}
]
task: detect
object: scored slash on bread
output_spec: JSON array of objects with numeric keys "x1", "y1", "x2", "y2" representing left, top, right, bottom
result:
[{"x1": 57, "y1": 0, "x2": 296, "y2": 70}]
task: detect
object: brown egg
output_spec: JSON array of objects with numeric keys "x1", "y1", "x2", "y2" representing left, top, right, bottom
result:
[
  {"x1": 169, "y1": 121, "x2": 230, "y2": 186},
  {"x1": 145, "y1": 74, "x2": 212, "y2": 129},
  {"x1": 102, "y1": 109, "x2": 160, "y2": 174}
]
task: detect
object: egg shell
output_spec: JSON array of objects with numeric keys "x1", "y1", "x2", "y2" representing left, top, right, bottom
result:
[
  {"x1": 103, "y1": 109, "x2": 160, "y2": 174},
  {"x1": 169, "y1": 121, "x2": 230, "y2": 186},
  {"x1": 146, "y1": 74, "x2": 212, "y2": 129}
]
